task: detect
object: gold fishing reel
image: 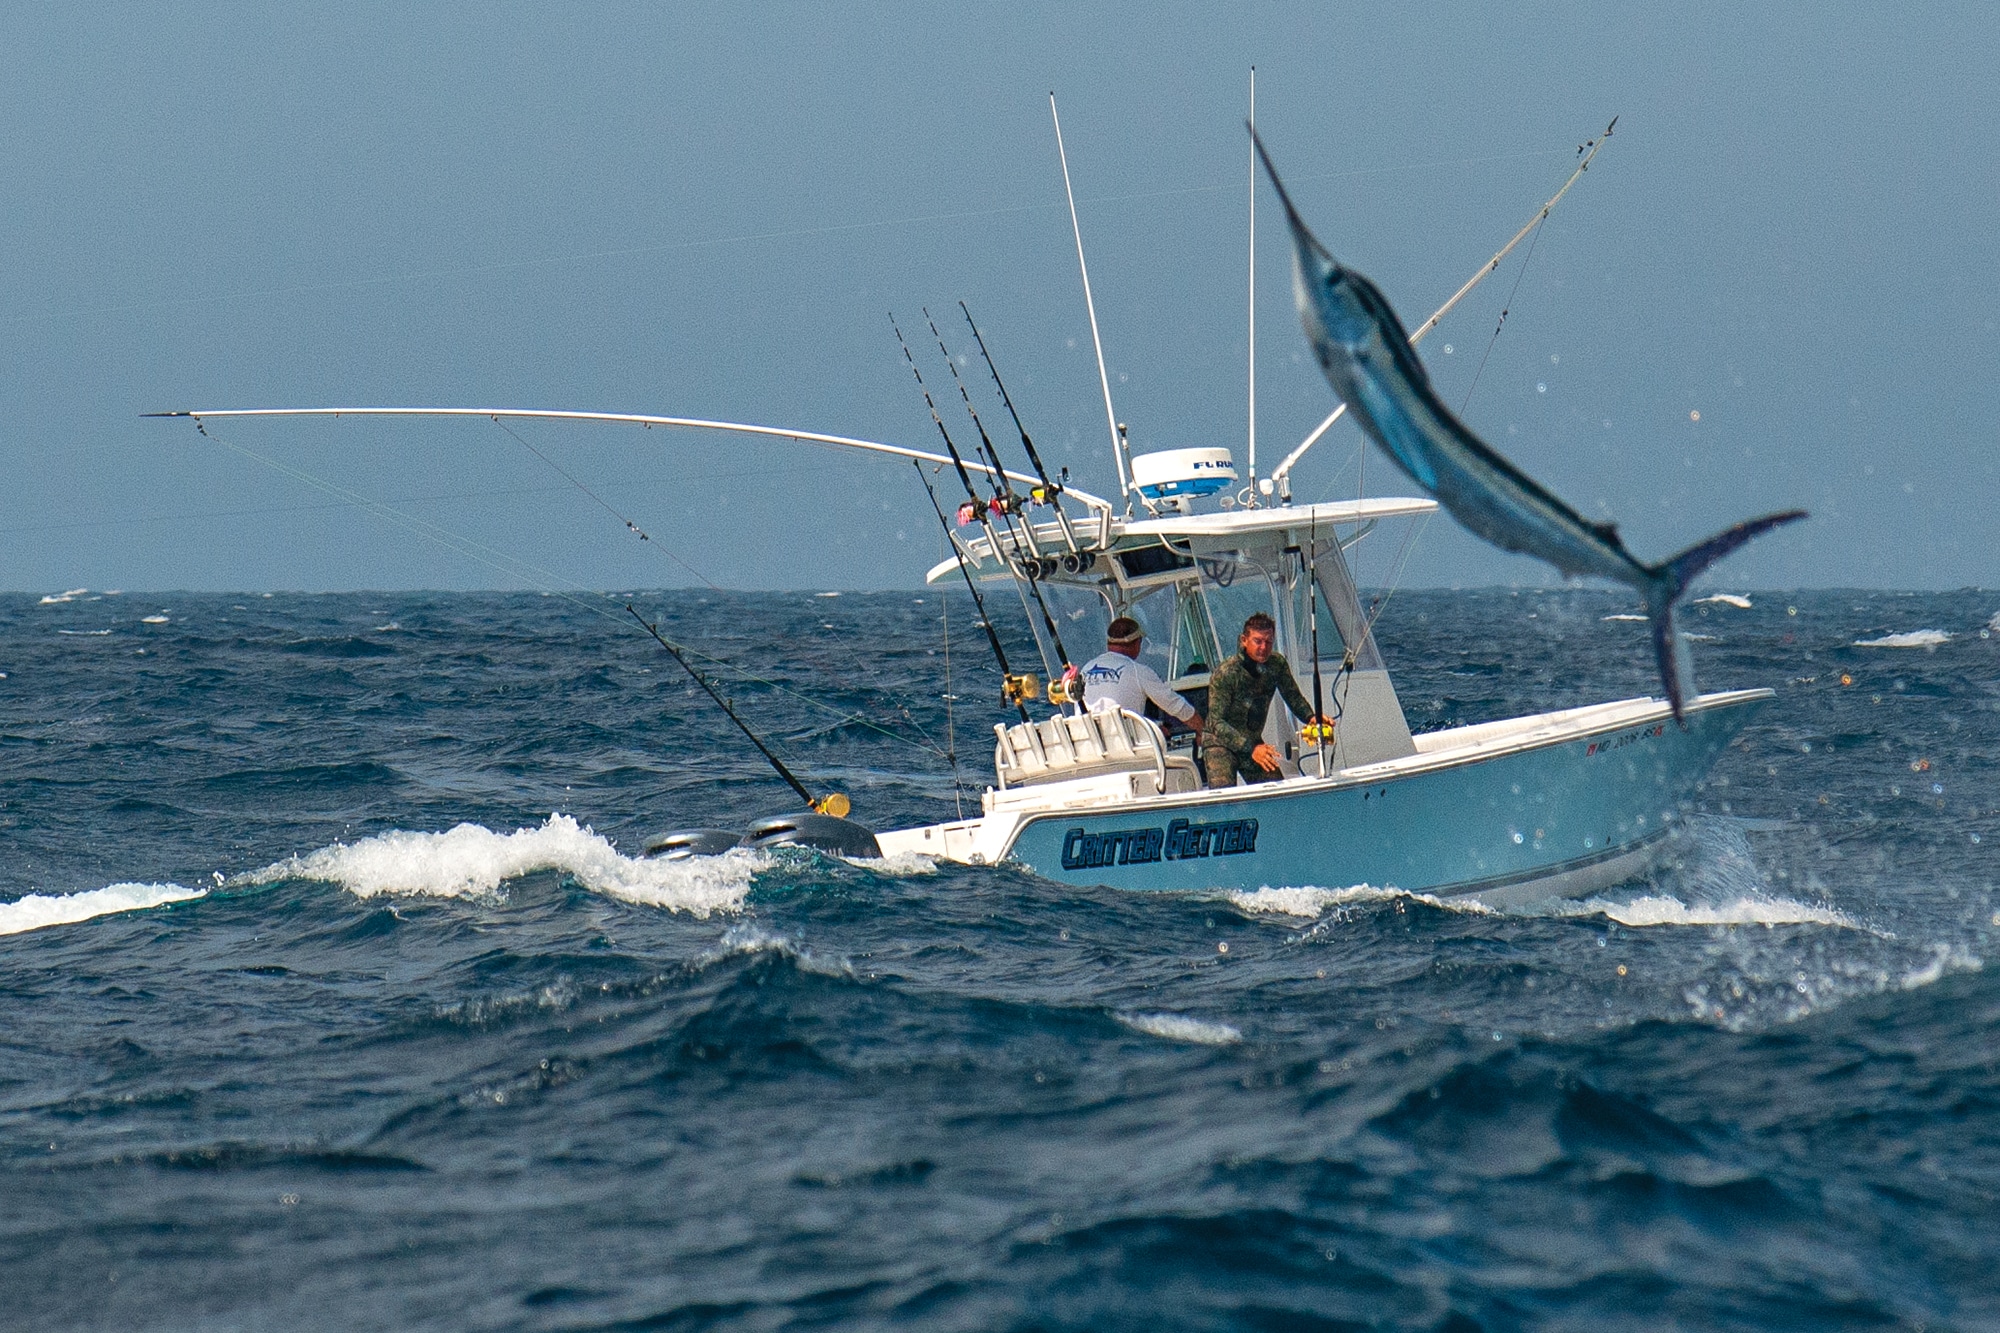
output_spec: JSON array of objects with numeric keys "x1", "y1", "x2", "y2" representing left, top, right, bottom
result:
[
  {"x1": 1301, "y1": 719, "x2": 1337, "y2": 748},
  {"x1": 1002, "y1": 673, "x2": 1042, "y2": 705},
  {"x1": 811, "y1": 792, "x2": 852, "y2": 819},
  {"x1": 1046, "y1": 670, "x2": 1082, "y2": 706}
]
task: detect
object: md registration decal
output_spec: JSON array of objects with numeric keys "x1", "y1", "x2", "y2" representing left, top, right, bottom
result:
[{"x1": 1061, "y1": 817, "x2": 1260, "y2": 870}]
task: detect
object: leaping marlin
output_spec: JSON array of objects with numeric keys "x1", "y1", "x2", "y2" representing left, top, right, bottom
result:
[{"x1": 1252, "y1": 130, "x2": 1805, "y2": 721}]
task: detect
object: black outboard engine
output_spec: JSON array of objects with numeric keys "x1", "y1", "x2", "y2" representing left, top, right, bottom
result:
[
  {"x1": 739, "y1": 812, "x2": 881, "y2": 859},
  {"x1": 644, "y1": 828, "x2": 743, "y2": 860}
]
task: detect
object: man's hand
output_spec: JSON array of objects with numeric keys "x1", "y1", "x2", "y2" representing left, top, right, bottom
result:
[{"x1": 1250, "y1": 742, "x2": 1282, "y2": 773}]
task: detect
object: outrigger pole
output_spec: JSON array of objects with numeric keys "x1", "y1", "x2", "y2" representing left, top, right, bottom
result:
[
  {"x1": 625, "y1": 605, "x2": 849, "y2": 817},
  {"x1": 913, "y1": 461, "x2": 1031, "y2": 725},
  {"x1": 960, "y1": 301, "x2": 1083, "y2": 560},
  {"x1": 924, "y1": 309, "x2": 1074, "y2": 677},
  {"x1": 1050, "y1": 93, "x2": 1134, "y2": 510}
]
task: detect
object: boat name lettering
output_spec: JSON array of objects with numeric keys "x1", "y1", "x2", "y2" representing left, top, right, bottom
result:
[
  {"x1": 1060, "y1": 817, "x2": 1260, "y2": 870},
  {"x1": 1585, "y1": 723, "x2": 1666, "y2": 757}
]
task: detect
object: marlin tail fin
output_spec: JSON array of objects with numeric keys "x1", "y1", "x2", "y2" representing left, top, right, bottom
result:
[{"x1": 1641, "y1": 510, "x2": 1808, "y2": 723}]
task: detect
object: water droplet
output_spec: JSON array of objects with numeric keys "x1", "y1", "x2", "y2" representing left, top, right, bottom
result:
[
  {"x1": 1443, "y1": 343, "x2": 1454, "y2": 354},
  {"x1": 1537, "y1": 382, "x2": 1547, "y2": 393},
  {"x1": 1689, "y1": 410, "x2": 1701, "y2": 422}
]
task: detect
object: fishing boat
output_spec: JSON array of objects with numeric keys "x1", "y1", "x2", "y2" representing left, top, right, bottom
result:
[
  {"x1": 152, "y1": 96, "x2": 1776, "y2": 905},
  {"x1": 872, "y1": 485, "x2": 1767, "y2": 904}
]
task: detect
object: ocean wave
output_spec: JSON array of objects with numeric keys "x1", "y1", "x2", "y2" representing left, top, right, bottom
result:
[
  {"x1": 1234, "y1": 883, "x2": 1497, "y2": 921},
  {"x1": 240, "y1": 813, "x2": 760, "y2": 917},
  {"x1": 1693, "y1": 593, "x2": 1753, "y2": 608},
  {"x1": 1854, "y1": 629, "x2": 1951, "y2": 648},
  {"x1": 0, "y1": 882, "x2": 204, "y2": 937},
  {"x1": 1561, "y1": 892, "x2": 1860, "y2": 930},
  {"x1": 1116, "y1": 1012, "x2": 1242, "y2": 1044}
]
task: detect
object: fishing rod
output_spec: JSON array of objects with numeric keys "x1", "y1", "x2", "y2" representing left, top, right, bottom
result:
[
  {"x1": 960, "y1": 301, "x2": 1084, "y2": 561},
  {"x1": 1300, "y1": 517, "x2": 1333, "y2": 774},
  {"x1": 625, "y1": 605, "x2": 850, "y2": 818},
  {"x1": 924, "y1": 308, "x2": 1075, "y2": 677},
  {"x1": 913, "y1": 461, "x2": 1031, "y2": 724},
  {"x1": 892, "y1": 313, "x2": 1057, "y2": 701}
]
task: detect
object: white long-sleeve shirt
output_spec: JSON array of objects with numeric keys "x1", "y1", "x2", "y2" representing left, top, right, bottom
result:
[{"x1": 1079, "y1": 650, "x2": 1197, "y2": 723}]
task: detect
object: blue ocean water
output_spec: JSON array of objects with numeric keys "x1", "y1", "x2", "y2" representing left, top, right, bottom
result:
[{"x1": 2, "y1": 586, "x2": 1995, "y2": 1330}]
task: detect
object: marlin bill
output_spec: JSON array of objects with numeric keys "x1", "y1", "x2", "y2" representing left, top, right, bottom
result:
[{"x1": 1252, "y1": 130, "x2": 1805, "y2": 721}]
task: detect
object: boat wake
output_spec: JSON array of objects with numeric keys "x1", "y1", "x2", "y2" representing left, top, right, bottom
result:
[
  {"x1": 1555, "y1": 892, "x2": 1861, "y2": 930},
  {"x1": 0, "y1": 882, "x2": 205, "y2": 937},
  {"x1": 1228, "y1": 884, "x2": 1488, "y2": 919},
  {"x1": 239, "y1": 813, "x2": 761, "y2": 917}
]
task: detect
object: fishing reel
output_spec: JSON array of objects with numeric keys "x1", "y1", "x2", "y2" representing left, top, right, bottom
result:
[
  {"x1": 1300, "y1": 719, "x2": 1338, "y2": 748},
  {"x1": 1046, "y1": 666, "x2": 1083, "y2": 706},
  {"x1": 1002, "y1": 672, "x2": 1042, "y2": 705},
  {"x1": 1013, "y1": 551, "x2": 1097, "y2": 580}
]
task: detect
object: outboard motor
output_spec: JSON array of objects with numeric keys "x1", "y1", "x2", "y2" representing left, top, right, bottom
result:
[
  {"x1": 739, "y1": 812, "x2": 881, "y2": 859},
  {"x1": 644, "y1": 828, "x2": 743, "y2": 860}
]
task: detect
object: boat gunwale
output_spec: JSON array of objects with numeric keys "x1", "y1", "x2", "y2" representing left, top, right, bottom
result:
[{"x1": 963, "y1": 687, "x2": 1769, "y2": 825}]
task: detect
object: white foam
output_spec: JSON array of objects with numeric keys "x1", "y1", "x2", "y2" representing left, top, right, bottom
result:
[
  {"x1": 140, "y1": 615, "x2": 170, "y2": 625},
  {"x1": 1900, "y1": 943, "x2": 1982, "y2": 990},
  {"x1": 1117, "y1": 1012, "x2": 1242, "y2": 1044},
  {"x1": 847, "y1": 850, "x2": 938, "y2": 876},
  {"x1": 242, "y1": 813, "x2": 760, "y2": 917},
  {"x1": 38, "y1": 588, "x2": 87, "y2": 605},
  {"x1": 1601, "y1": 613, "x2": 1648, "y2": 622},
  {"x1": 56, "y1": 629, "x2": 112, "y2": 637},
  {"x1": 1565, "y1": 892, "x2": 1858, "y2": 929},
  {"x1": 1988, "y1": 610, "x2": 2000, "y2": 633},
  {"x1": 1854, "y1": 629, "x2": 1951, "y2": 648},
  {"x1": 1229, "y1": 886, "x2": 1348, "y2": 918},
  {"x1": 0, "y1": 883, "x2": 204, "y2": 937},
  {"x1": 1693, "y1": 593, "x2": 1753, "y2": 609}
]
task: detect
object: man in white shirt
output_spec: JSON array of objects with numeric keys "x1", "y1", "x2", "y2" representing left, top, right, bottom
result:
[{"x1": 1080, "y1": 618, "x2": 1204, "y2": 734}]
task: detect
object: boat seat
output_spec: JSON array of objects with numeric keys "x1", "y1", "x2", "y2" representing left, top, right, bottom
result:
[{"x1": 993, "y1": 707, "x2": 1199, "y2": 795}]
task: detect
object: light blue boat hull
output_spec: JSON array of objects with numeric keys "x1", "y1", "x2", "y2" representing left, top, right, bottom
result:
[{"x1": 1001, "y1": 693, "x2": 1763, "y2": 902}]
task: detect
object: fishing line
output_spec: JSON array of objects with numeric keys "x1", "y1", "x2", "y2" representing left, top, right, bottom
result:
[
  {"x1": 189, "y1": 420, "x2": 948, "y2": 759},
  {"x1": 1459, "y1": 212, "x2": 1547, "y2": 415},
  {"x1": 487, "y1": 417, "x2": 720, "y2": 589},
  {"x1": 17, "y1": 150, "x2": 1571, "y2": 329}
]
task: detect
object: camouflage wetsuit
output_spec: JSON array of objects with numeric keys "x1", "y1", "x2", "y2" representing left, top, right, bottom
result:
[{"x1": 1201, "y1": 650, "x2": 1315, "y2": 787}]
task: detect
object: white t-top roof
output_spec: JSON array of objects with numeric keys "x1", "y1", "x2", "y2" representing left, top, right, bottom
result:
[{"x1": 1121, "y1": 496, "x2": 1436, "y2": 537}]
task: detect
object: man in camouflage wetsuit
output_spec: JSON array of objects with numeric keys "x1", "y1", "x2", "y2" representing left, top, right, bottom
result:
[{"x1": 1201, "y1": 611, "x2": 1331, "y2": 787}]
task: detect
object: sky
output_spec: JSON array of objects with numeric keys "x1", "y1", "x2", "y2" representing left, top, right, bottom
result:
[{"x1": 1, "y1": 3, "x2": 1994, "y2": 593}]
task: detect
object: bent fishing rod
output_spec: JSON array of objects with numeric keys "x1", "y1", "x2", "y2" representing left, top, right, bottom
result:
[
  {"x1": 961, "y1": 301, "x2": 1084, "y2": 561},
  {"x1": 625, "y1": 605, "x2": 850, "y2": 817},
  {"x1": 890, "y1": 312, "x2": 1062, "y2": 687},
  {"x1": 913, "y1": 460, "x2": 1031, "y2": 724},
  {"x1": 924, "y1": 308, "x2": 1074, "y2": 675}
]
